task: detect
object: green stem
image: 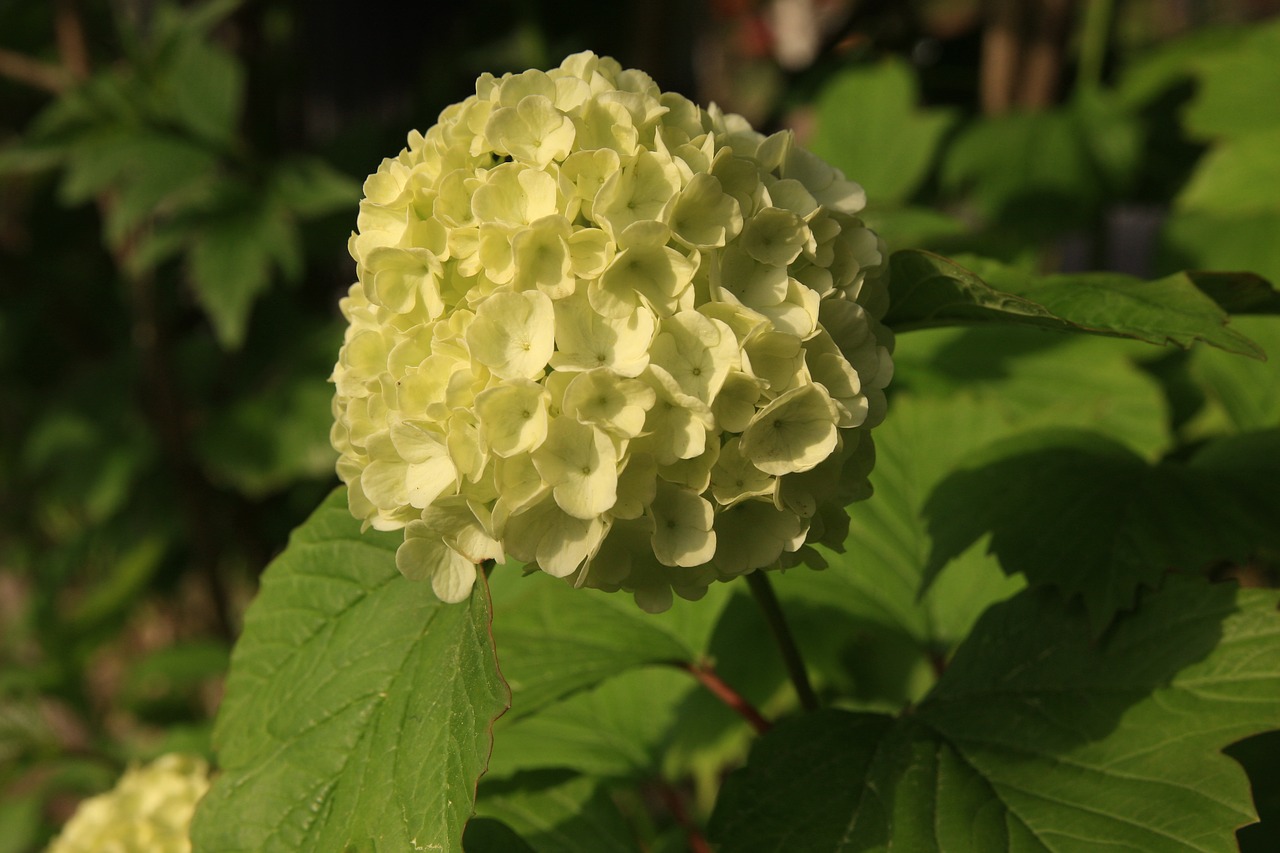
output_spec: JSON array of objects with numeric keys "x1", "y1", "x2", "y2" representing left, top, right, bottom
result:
[
  {"x1": 746, "y1": 570, "x2": 819, "y2": 712},
  {"x1": 1075, "y1": 0, "x2": 1114, "y2": 95}
]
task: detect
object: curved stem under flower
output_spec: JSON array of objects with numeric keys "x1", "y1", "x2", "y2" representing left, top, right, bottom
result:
[{"x1": 746, "y1": 570, "x2": 819, "y2": 712}]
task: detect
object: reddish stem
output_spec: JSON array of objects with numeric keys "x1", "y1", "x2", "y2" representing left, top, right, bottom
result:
[
  {"x1": 675, "y1": 661, "x2": 771, "y2": 735},
  {"x1": 657, "y1": 782, "x2": 713, "y2": 853}
]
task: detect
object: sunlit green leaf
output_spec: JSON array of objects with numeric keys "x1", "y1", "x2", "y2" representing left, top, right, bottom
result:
[
  {"x1": 1115, "y1": 25, "x2": 1246, "y2": 110},
  {"x1": 191, "y1": 489, "x2": 509, "y2": 852},
  {"x1": 1190, "y1": 316, "x2": 1280, "y2": 431},
  {"x1": 1162, "y1": 211, "x2": 1280, "y2": 288},
  {"x1": 1184, "y1": 19, "x2": 1280, "y2": 139},
  {"x1": 1177, "y1": 130, "x2": 1280, "y2": 216},
  {"x1": 886, "y1": 250, "x2": 1265, "y2": 357},
  {"x1": 488, "y1": 667, "x2": 693, "y2": 780}
]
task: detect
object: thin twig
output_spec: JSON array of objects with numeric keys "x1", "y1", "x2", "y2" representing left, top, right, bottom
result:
[
  {"x1": 0, "y1": 48, "x2": 70, "y2": 93},
  {"x1": 674, "y1": 661, "x2": 771, "y2": 735},
  {"x1": 54, "y1": 0, "x2": 91, "y2": 82},
  {"x1": 746, "y1": 570, "x2": 819, "y2": 712},
  {"x1": 1016, "y1": 0, "x2": 1074, "y2": 110},
  {"x1": 656, "y1": 782, "x2": 712, "y2": 853},
  {"x1": 980, "y1": 0, "x2": 1020, "y2": 115}
]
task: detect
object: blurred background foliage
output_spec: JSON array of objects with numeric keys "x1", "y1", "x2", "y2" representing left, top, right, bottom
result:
[{"x1": 1, "y1": 0, "x2": 1278, "y2": 849}]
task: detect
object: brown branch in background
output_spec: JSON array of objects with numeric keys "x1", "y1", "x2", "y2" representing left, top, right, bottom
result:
[
  {"x1": 54, "y1": 0, "x2": 91, "y2": 82},
  {"x1": 981, "y1": 0, "x2": 1020, "y2": 115},
  {"x1": 674, "y1": 661, "x2": 772, "y2": 735},
  {"x1": 981, "y1": 0, "x2": 1077, "y2": 115},
  {"x1": 1017, "y1": 0, "x2": 1074, "y2": 110},
  {"x1": 0, "y1": 48, "x2": 70, "y2": 93}
]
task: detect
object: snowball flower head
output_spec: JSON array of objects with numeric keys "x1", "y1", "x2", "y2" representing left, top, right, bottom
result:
[
  {"x1": 331, "y1": 52, "x2": 893, "y2": 611},
  {"x1": 46, "y1": 754, "x2": 210, "y2": 853}
]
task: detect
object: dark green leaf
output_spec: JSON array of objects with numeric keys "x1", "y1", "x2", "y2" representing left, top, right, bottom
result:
[
  {"x1": 711, "y1": 579, "x2": 1280, "y2": 852},
  {"x1": 809, "y1": 59, "x2": 954, "y2": 204},
  {"x1": 58, "y1": 130, "x2": 217, "y2": 214},
  {"x1": 160, "y1": 39, "x2": 243, "y2": 145},
  {"x1": 923, "y1": 429, "x2": 1280, "y2": 629},
  {"x1": 885, "y1": 251, "x2": 1061, "y2": 330},
  {"x1": 463, "y1": 818, "x2": 539, "y2": 853},
  {"x1": 187, "y1": 198, "x2": 301, "y2": 348},
  {"x1": 191, "y1": 489, "x2": 509, "y2": 853},
  {"x1": 270, "y1": 157, "x2": 361, "y2": 218},
  {"x1": 886, "y1": 250, "x2": 1264, "y2": 358},
  {"x1": 1187, "y1": 272, "x2": 1280, "y2": 315},
  {"x1": 941, "y1": 109, "x2": 1095, "y2": 225},
  {"x1": 474, "y1": 772, "x2": 637, "y2": 853},
  {"x1": 196, "y1": 372, "x2": 337, "y2": 496}
]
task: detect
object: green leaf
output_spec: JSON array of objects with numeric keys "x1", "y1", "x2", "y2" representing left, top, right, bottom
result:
[
  {"x1": 859, "y1": 205, "x2": 965, "y2": 252},
  {"x1": 187, "y1": 196, "x2": 302, "y2": 348},
  {"x1": 487, "y1": 667, "x2": 693, "y2": 780},
  {"x1": 1187, "y1": 272, "x2": 1280, "y2": 316},
  {"x1": 1190, "y1": 317, "x2": 1280, "y2": 431},
  {"x1": 159, "y1": 38, "x2": 244, "y2": 145},
  {"x1": 196, "y1": 371, "x2": 338, "y2": 496},
  {"x1": 464, "y1": 818, "x2": 540, "y2": 853},
  {"x1": 808, "y1": 59, "x2": 954, "y2": 204},
  {"x1": 1162, "y1": 211, "x2": 1280, "y2": 288},
  {"x1": 774, "y1": 327, "x2": 1169, "y2": 704},
  {"x1": 121, "y1": 640, "x2": 229, "y2": 715},
  {"x1": 710, "y1": 578, "x2": 1280, "y2": 852},
  {"x1": 1177, "y1": 130, "x2": 1280, "y2": 217},
  {"x1": 890, "y1": 326, "x2": 1172, "y2": 456},
  {"x1": 474, "y1": 772, "x2": 638, "y2": 853},
  {"x1": 0, "y1": 793, "x2": 41, "y2": 853},
  {"x1": 886, "y1": 250, "x2": 1264, "y2": 358},
  {"x1": 923, "y1": 429, "x2": 1280, "y2": 629},
  {"x1": 942, "y1": 109, "x2": 1095, "y2": 225},
  {"x1": 488, "y1": 567, "x2": 728, "y2": 718},
  {"x1": 191, "y1": 489, "x2": 509, "y2": 853},
  {"x1": 58, "y1": 130, "x2": 217, "y2": 217},
  {"x1": 270, "y1": 157, "x2": 360, "y2": 218},
  {"x1": 1184, "y1": 20, "x2": 1280, "y2": 139},
  {"x1": 1115, "y1": 25, "x2": 1246, "y2": 111}
]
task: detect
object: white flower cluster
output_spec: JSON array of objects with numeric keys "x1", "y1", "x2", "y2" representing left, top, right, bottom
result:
[
  {"x1": 331, "y1": 51, "x2": 893, "y2": 612},
  {"x1": 46, "y1": 754, "x2": 209, "y2": 853}
]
